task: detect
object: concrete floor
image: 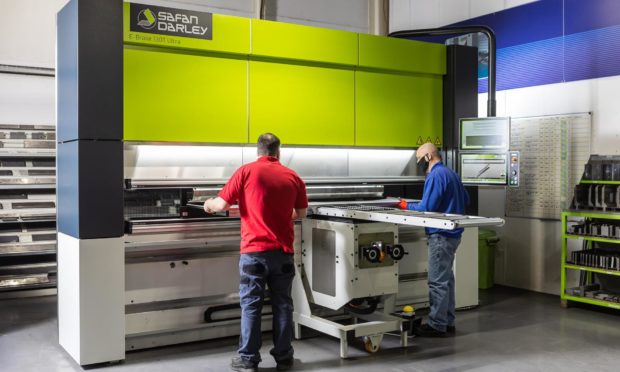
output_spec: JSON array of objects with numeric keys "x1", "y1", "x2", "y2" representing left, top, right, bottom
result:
[{"x1": 2, "y1": 286, "x2": 620, "y2": 371}]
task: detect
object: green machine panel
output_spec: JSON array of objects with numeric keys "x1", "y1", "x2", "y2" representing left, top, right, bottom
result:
[
  {"x1": 249, "y1": 61, "x2": 355, "y2": 146},
  {"x1": 123, "y1": 3, "x2": 250, "y2": 55},
  {"x1": 251, "y1": 19, "x2": 358, "y2": 66},
  {"x1": 359, "y1": 34, "x2": 446, "y2": 75},
  {"x1": 124, "y1": 48, "x2": 248, "y2": 143},
  {"x1": 355, "y1": 70, "x2": 443, "y2": 147}
]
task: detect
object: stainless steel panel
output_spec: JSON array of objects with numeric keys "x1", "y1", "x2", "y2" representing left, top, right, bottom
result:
[
  {"x1": 124, "y1": 143, "x2": 243, "y2": 182},
  {"x1": 126, "y1": 144, "x2": 423, "y2": 186},
  {"x1": 0, "y1": 242, "x2": 56, "y2": 256},
  {"x1": 0, "y1": 273, "x2": 56, "y2": 291},
  {"x1": 127, "y1": 219, "x2": 240, "y2": 235},
  {"x1": 243, "y1": 146, "x2": 349, "y2": 178},
  {"x1": 348, "y1": 148, "x2": 419, "y2": 177},
  {"x1": 312, "y1": 228, "x2": 336, "y2": 296}
]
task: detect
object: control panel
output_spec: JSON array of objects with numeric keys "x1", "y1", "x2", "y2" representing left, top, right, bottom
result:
[{"x1": 509, "y1": 151, "x2": 520, "y2": 187}]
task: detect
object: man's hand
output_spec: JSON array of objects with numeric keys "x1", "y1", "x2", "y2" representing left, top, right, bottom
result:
[
  {"x1": 204, "y1": 197, "x2": 231, "y2": 214},
  {"x1": 203, "y1": 199, "x2": 215, "y2": 214},
  {"x1": 397, "y1": 198, "x2": 409, "y2": 210}
]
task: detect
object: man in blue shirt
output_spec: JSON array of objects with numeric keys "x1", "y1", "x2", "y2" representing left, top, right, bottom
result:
[{"x1": 399, "y1": 142, "x2": 469, "y2": 337}]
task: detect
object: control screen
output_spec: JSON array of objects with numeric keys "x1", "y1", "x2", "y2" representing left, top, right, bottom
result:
[
  {"x1": 460, "y1": 153, "x2": 508, "y2": 185},
  {"x1": 460, "y1": 117, "x2": 510, "y2": 150}
]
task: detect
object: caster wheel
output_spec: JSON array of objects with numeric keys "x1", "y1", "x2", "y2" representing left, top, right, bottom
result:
[{"x1": 363, "y1": 336, "x2": 380, "y2": 353}]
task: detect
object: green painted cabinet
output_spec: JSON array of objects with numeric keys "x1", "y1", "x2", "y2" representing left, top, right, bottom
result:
[
  {"x1": 359, "y1": 34, "x2": 446, "y2": 75},
  {"x1": 249, "y1": 61, "x2": 355, "y2": 146},
  {"x1": 251, "y1": 19, "x2": 358, "y2": 66},
  {"x1": 122, "y1": 4, "x2": 448, "y2": 147},
  {"x1": 124, "y1": 48, "x2": 248, "y2": 143},
  {"x1": 355, "y1": 70, "x2": 443, "y2": 147}
]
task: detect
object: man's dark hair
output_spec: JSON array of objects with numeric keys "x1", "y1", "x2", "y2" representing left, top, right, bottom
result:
[{"x1": 257, "y1": 133, "x2": 281, "y2": 156}]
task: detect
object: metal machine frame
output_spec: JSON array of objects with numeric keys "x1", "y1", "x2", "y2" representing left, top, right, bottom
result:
[{"x1": 291, "y1": 206, "x2": 503, "y2": 357}]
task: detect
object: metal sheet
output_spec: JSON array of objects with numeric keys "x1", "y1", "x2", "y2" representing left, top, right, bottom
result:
[{"x1": 312, "y1": 205, "x2": 505, "y2": 229}]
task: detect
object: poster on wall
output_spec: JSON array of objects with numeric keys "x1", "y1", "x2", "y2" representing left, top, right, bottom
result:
[{"x1": 505, "y1": 113, "x2": 591, "y2": 220}]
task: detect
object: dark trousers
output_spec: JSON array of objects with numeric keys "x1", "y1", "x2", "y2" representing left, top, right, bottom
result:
[
  {"x1": 427, "y1": 233, "x2": 461, "y2": 332},
  {"x1": 238, "y1": 250, "x2": 295, "y2": 364}
]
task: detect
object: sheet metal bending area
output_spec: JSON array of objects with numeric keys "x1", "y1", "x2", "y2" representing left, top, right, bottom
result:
[{"x1": 53, "y1": 0, "x2": 503, "y2": 367}]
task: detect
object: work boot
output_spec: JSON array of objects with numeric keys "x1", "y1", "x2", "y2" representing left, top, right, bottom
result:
[
  {"x1": 447, "y1": 325, "x2": 456, "y2": 334},
  {"x1": 230, "y1": 356, "x2": 258, "y2": 372},
  {"x1": 276, "y1": 357, "x2": 294, "y2": 371},
  {"x1": 413, "y1": 323, "x2": 448, "y2": 338}
]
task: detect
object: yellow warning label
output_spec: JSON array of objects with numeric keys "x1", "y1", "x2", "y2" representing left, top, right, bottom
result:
[
  {"x1": 434, "y1": 137, "x2": 441, "y2": 146},
  {"x1": 416, "y1": 136, "x2": 424, "y2": 145},
  {"x1": 426, "y1": 137, "x2": 432, "y2": 143}
]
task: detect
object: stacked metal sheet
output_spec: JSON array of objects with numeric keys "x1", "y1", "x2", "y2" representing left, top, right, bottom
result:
[{"x1": 0, "y1": 124, "x2": 56, "y2": 291}]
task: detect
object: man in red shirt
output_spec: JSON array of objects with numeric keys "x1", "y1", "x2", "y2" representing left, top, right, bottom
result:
[{"x1": 204, "y1": 133, "x2": 308, "y2": 372}]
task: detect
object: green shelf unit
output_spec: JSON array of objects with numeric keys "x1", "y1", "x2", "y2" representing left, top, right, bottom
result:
[
  {"x1": 561, "y1": 210, "x2": 620, "y2": 310},
  {"x1": 565, "y1": 264, "x2": 620, "y2": 277},
  {"x1": 562, "y1": 294, "x2": 620, "y2": 310},
  {"x1": 566, "y1": 234, "x2": 620, "y2": 245},
  {"x1": 580, "y1": 180, "x2": 620, "y2": 185},
  {"x1": 563, "y1": 210, "x2": 620, "y2": 220}
]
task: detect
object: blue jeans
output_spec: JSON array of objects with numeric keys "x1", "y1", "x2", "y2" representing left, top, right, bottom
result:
[
  {"x1": 427, "y1": 233, "x2": 461, "y2": 332},
  {"x1": 238, "y1": 250, "x2": 295, "y2": 364}
]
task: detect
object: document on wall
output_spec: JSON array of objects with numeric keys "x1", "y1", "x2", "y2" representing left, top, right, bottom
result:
[{"x1": 505, "y1": 113, "x2": 591, "y2": 220}]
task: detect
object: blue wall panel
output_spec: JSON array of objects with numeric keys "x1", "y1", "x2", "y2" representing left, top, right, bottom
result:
[
  {"x1": 564, "y1": 24, "x2": 620, "y2": 82},
  {"x1": 451, "y1": 0, "x2": 563, "y2": 49},
  {"x1": 406, "y1": 0, "x2": 620, "y2": 92},
  {"x1": 565, "y1": 0, "x2": 620, "y2": 35}
]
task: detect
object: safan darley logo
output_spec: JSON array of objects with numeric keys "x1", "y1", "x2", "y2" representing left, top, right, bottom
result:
[
  {"x1": 130, "y1": 4, "x2": 213, "y2": 40},
  {"x1": 137, "y1": 8, "x2": 156, "y2": 30}
]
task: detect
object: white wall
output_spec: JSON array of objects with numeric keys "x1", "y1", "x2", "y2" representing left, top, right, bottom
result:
[
  {"x1": 0, "y1": 0, "x2": 68, "y2": 125},
  {"x1": 389, "y1": 0, "x2": 537, "y2": 32},
  {"x1": 0, "y1": 0, "x2": 69, "y2": 68},
  {"x1": 0, "y1": 74, "x2": 55, "y2": 124},
  {"x1": 480, "y1": 76, "x2": 620, "y2": 294},
  {"x1": 390, "y1": 0, "x2": 620, "y2": 295},
  {"x1": 127, "y1": 0, "x2": 370, "y2": 32}
]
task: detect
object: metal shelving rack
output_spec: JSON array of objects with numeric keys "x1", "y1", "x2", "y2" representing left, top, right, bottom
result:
[
  {"x1": 561, "y1": 207, "x2": 620, "y2": 310},
  {"x1": 0, "y1": 124, "x2": 57, "y2": 292}
]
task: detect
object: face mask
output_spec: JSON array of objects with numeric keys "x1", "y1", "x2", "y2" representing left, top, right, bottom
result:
[{"x1": 417, "y1": 154, "x2": 430, "y2": 174}]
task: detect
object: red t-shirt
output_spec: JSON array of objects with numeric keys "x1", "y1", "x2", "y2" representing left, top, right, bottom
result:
[{"x1": 218, "y1": 156, "x2": 308, "y2": 254}]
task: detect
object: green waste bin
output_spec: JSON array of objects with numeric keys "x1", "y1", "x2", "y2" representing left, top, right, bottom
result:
[{"x1": 478, "y1": 229, "x2": 499, "y2": 289}]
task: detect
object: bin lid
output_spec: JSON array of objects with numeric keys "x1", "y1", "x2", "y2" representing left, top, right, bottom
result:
[{"x1": 479, "y1": 229, "x2": 497, "y2": 240}]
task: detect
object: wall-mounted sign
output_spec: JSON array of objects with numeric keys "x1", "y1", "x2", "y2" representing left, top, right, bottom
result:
[{"x1": 129, "y1": 3, "x2": 212, "y2": 40}]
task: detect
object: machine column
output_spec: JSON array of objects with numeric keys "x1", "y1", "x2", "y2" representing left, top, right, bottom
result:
[{"x1": 56, "y1": 0, "x2": 124, "y2": 365}]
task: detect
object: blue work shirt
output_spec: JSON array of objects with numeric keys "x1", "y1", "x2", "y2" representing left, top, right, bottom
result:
[{"x1": 406, "y1": 161, "x2": 469, "y2": 238}]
